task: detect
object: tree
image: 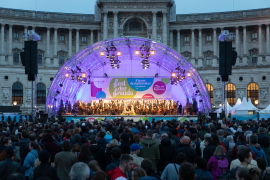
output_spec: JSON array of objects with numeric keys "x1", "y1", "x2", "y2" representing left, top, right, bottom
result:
[
  {"x1": 7, "y1": 116, "x2": 12, "y2": 123},
  {"x1": 13, "y1": 116, "x2": 17, "y2": 123},
  {"x1": 19, "y1": 115, "x2": 23, "y2": 123}
]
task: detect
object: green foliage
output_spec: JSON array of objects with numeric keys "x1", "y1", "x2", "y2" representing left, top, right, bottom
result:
[{"x1": 7, "y1": 116, "x2": 12, "y2": 123}]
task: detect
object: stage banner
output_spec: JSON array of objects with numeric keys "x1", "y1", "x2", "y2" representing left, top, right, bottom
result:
[{"x1": 91, "y1": 78, "x2": 171, "y2": 99}]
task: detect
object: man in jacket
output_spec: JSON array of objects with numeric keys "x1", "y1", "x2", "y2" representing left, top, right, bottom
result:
[
  {"x1": 203, "y1": 137, "x2": 216, "y2": 162},
  {"x1": 174, "y1": 136, "x2": 196, "y2": 164},
  {"x1": 89, "y1": 139, "x2": 106, "y2": 171},
  {"x1": 19, "y1": 131, "x2": 30, "y2": 165},
  {"x1": 249, "y1": 135, "x2": 268, "y2": 166},
  {"x1": 218, "y1": 129, "x2": 229, "y2": 152},
  {"x1": 106, "y1": 147, "x2": 122, "y2": 180},
  {"x1": 158, "y1": 133, "x2": 175, "y2": 172},
  {"x1": 257, "y1": 127, "x2": 268, "y2": 144},
  {"x1": 96, "y1": 131, "x2": 108, "y2": 151},
  {"x1": 139, "y1": 130, "x2": 160, "y2": 171},
  {"x1": 34, "y1": 150, "x2": 59, "y2": 180},
  {"x1": 0, "y1": 146, "x2": 23, "y2": 180},
  {"x1": 108, "y1": 154, "x2": 133, "y2": 180},
  {"x1": 54, "y1": 141, "x2": 76, "y2": 180}
]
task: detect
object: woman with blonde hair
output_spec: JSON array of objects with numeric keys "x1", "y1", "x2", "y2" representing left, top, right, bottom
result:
[
  {"x1": 131, "y1": 167, "x2": 147, "y2": 180},
  {"x1": 207, "y1": 145, "x2": 228, "y2": 180}
]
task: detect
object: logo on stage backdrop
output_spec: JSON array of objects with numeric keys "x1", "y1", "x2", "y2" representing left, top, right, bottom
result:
[{"x1": 91, "y1": 78, "x2": 171, "y2": 99}]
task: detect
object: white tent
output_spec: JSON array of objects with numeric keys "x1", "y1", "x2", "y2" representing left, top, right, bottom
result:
[
  {"x1": 215, "y1": 99, "x2": 232, "y2": 114},
  {"x1": 230, "y1": 98, "x2": 242, "y2": 115},
  {"x1": 248, "y1": 98, "x2": 259, "y2": 110},
  {"x1": 234, "y1": 97, "x2": 257, "y2": 114},
  {"x1": 261, "y1": 104, "x2": 270, "y2": 113}
]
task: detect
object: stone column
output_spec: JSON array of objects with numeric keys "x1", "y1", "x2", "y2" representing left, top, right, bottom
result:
[
  {"x1": 198, "y1": 28, "x2": 203, "y2": 67},
  {"x1": 90, "y1": 29, "x2": 94, "y2": 44},
  {"x1": 76, "y1": 29, "x2": 79, "y2": 53},
  {"x1": 169, "y1": 30, "x2": 173, "y2": 49},
  {"x1": 162, "y1": 12, "x2": 167, "y2": 45},
  {"x1": 8, "y1": 24, "x2": 13, "y2": 65},
  {"x1": 177, "y1": 29, "x2": 180, "y2": 54},
  {"x1": 212, "y1": 28, "x2": 217, "y2": 67},
  {"x1": 53, "y1": 28, "x2": 58, "y2": 67},
  {"x1": 0, "y1": 24, "x2": 5, "y2": 64},
  {"x1": 266, "y1": 25, "x2": 270, "y2": 64},
  {"x1": 103, "y1": 12, "x2": 108, "y2": 40},
  {"x1": 24, "y1": 26, "x2": 28, "y2": 41},
  {"x1": 235, "y1": 26, "x2": 240, "y2": 65},
  {"x1": 68, "y1": 29, "x2": 72, "y2": 57},
  {"x1": 257, "y1": 24, "x2": 263, "y2": 65},
  {"x1": 190, "y1": 29, "x2": 196, "y2": 66},
  {"x1": 242, "y1": 26, "x2": 248, "y2": 65},
  {"x1": 45, "y1": 27, "x2": 51, "y2": 65},
  {"x1": 98, "y1": 30, "x2": 101, "y2": 42},
  {"x1": 113, "y1": 11, "x2": 118, "y2": 38},
  {"x1": 152, "y1": 11, "x2": 157, "y2": 41}
]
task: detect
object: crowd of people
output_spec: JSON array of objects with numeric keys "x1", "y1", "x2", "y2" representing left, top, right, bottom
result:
[{"x1": 0, "y1": 116, "x2": 270, "y2": 180}]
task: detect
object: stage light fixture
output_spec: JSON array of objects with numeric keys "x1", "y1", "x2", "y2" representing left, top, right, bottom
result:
[
  {"x1": 151, "y1": 50, "x2": 155, "y2": 55},
  {"x1": 100, "y1": 52, "x2": 104, "y2": 56},
  {"x1": 77, "y1": 76, "x2": 80, "y2": 81},
  {"x1": 65, "y1": 73, "x2": 69, "y2": 78},
  {"x1": 71, "y1": 75, "x2": 75, "y2": 80},
  {"x1": 59, "y1": 84, "x2": 63, "y2": 87},
  {"x1": 56, "y1": 91, "x2": 60, "y2": 94},
  {"x1": 196, "y1": 90, "x2": 200, "y2": 93},
  {"x1": 141, "y1": 53, "x2": 144, "y2": 58},
  {"x1": 117, "y1": 52, "x2": 121, "y2": 56},
  {"x1": 135, "y1": 50, "x2": 140, "y2": 55},
  {"x1": 110, "y1": 57, "x2": 114, "y2": 61},
  {"x1": 193, "y1": 84, "x2": 197, "y2": 87},
  {"x1": 106, "y1": 54, "x2": 110, "y2": 58},
  {"x1": 172, "y1": 73, "x2": 176, "y2": 77},
  {"x1": 82, "y1": 73, "x2": 86, "y2": 78},
  {"x1": 187, "y1": 73, "x2": 191, "y2": 77},
  {"x1": 112, "y1": 54, "x2": 115, "y2": 58},
  {"x1": 147, "y1": 53, "x2": 150, "y2": 58}
]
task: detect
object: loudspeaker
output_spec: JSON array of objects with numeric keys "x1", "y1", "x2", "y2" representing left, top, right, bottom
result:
[
  {"x1": 24, "y1": 41, "x2": 38, "y2": 75},
  {"x1": 219, "y1": 41, "x2": 232, "y2": 76},
  {"x1": 20, "y1": 51, "x2": 25, "y2": 66}
]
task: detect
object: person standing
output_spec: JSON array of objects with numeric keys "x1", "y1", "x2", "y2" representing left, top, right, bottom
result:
[
  {"x1": 130, "y1": 143, "x2": 144, "y2": 167},
  {"x1": 178, "y1": 103, "x2": 182, "y2": 115},
  {"x1": 23, "y1": 142, "x2": 41, "y2": 179},
  {"x1": 54, "y1": 141, "x2": 76, "y2": 180},
  {"x1": 19, "y1": 131, "x2": 30, "y2": 165},
  {"x1": 108, "y1": 154, "x2": 133, "y2": 180},
  {"x1": 139, "y1": 130, "x2": 160, "y2": 172}
]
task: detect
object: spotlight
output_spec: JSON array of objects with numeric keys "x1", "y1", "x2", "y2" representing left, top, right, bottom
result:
[
  {"x1": 182, "y1": 75, "x2": 185, "y2": 79},
  {"x1": 147, "y1": 53, "x2": 150, "y2": 58},
  {"x1": 187, "y1": 73, "x2": 191, "y2": 77},
  {"x1": 119, "y1": 61, "x2": 121, "y2": 65},
  {"x1": 56, "y1": 91, "x2": 60, "y2": 94},
  {"x1": 117, "y1": 52, "x2": 121, "y2": 56},
  {"x1": 65, "y1": 73, "x2": 69, "y2": 78},
  {"x1": 82, "y1": 73, "x2": 86, "y2": 78},
  {"x1": 110, "y1": 57, "x2": 114, "y2": 61},
  {"x1": 196, "y1": 90, "x2": 200, "y2": 93},
  {"x1": 193, "y1": 84, "x2": 197, "y2": 87},
  {"x1": 77, "y1": 76, "x2": 80, "y2": 81},
  {"x1": 141, "y1": 53, "x2": 144, "y2": 58},
  {"x1": 106, "y1": 53, "x2": 110, "y2": 58},
  {"x1": 100, "y1": 52, "x2": 104, "y2": 56},
  {"x1": 172, "y1": 73, "x2": 176, "y2": 77},
  {"x1": 59, "y1": 84, "x2": 63, "y2": 87},
  {"x1": 71, "y1": 75, "x2": 75, "y2": 80},
  {"x1": 112, "y1": 54, "x2": 115, "y2": 58},
  {"x1": 151, "y1": 50, "x2": 155, "y2": 55},
  {"x1": 135, "y1": 50, "x2": 140, "y2": 55}
]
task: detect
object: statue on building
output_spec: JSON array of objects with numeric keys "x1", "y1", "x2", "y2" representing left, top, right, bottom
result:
[
  {"x1": 260, "y1": 89, "x2": 268, "y2": 98},
  {"x1": 238, "y1": 91, "x2": 244, "y2": 100},
  {"x1": 3, "y1": 89, "x2": 9, "y2": 99},
  {"x1": 215, "y1": 91, "x2": 221, "y2": 100},
  {"x1": 94, "y1": 1, "x2": 101, "y2": 22},
  {"x1": 169, "y1": 0, "x2": 176, "y2": 22}
]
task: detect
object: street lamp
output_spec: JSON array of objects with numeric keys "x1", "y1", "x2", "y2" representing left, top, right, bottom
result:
[
  {"x1": 13, "y1": 101, "x2": 17, "y2": 106},
  {"x1": 219, "y1": 104, "x2": 222, "y2": 107},
  {"x1": 255, "y1": 100, "x2": 259, "y2": 105}
]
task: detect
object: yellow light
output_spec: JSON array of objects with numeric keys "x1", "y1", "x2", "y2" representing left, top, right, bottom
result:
[
  {"x1": 13, "y1": 101, "x2": 17, "y2": 106},
  {"x1": 172, "y1": 73, "x2": 176, "y2": 77},
  {"x1": 100, "y1": 52, "x2": 104, "y2": 56},
  {"x1": 135, "y1": 50, "x2": 140, "y2": 55},
  {"x1": 187, "y1": 73, "x2": 191, "y2": 77},
  {"x1": 151, "y1": 50, "x2": 155, "y2": 55},
  {"x1": 219, "y1": 104, "x2": 222, "y2": 107},
  {"x1": 117, "y1": 52, "x2": 121, "y2": 56},
  {"x1": 255, "y1": 100, "x2": 259, "y2": 105},
  {"x1": 82, "y1": 73, "x2": 86, "y2": 78},
  {"x1": 65, "y1": 73, "x2": 69, "y2": 78}
]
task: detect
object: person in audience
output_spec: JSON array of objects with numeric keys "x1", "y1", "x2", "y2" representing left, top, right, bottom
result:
[
  {"x1": 179, "y1": 163, "x2": 196, "y2": 180},
  {"x1": 194, "y1": 157, "x2": 213, "y2": 180},
  {"x1": 203, "y1": 137, "x2": 216, "y2": 162},
  {"x1": 141, "y1": 158, "x2": 161, "y2": 180},
  {"x1": 236, "y1": 167, "x2": 261, "y2": 180},
  {"x1": 89, "y1": 139, "x2": 106, "y2": 171},
  {"x1": 158, "y1": 133, "x2": 175, "y2": 172},
  {"x1": 69, "y1": 162, "x2": 90, "y2": 180},
  {"x1": 174, "y1": 136, "x2": 196, "y2": 164},
  {"x1": 131, "y1": 167, "x2": 147, "y2": 180},
  {"x1": 105, "y1": 147, "x2": 122, "y2": 179},
  {"x1": 108, "y1": 154, "x2": 133, "y2": 180}
]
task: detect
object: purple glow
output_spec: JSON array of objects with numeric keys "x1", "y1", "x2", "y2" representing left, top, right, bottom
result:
[{"x1": 46, "y1": 37, "x2": 211, "y2": 114}]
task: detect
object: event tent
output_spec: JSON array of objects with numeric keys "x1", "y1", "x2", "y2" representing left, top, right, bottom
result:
[
  {"x1": 215, "y1": 99, "x2": 232, "y2": 114},
  {"x1": 261, "y1": 104, "x2": 270, "y2": 113},
  {"x1": 234, "y1": 97, "x2": 257, "y2": 114},
  {"x1": 230, "y1": 98, "x2": 242, "y2": 115}
]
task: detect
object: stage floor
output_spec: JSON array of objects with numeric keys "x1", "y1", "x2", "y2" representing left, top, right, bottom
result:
[{"x1": 63, "y1": 115, "x2": 198, "y2": 122}]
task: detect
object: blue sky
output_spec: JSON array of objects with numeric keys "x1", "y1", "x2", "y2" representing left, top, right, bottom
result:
[{"x1": 0, "y1": 0, "x2": 269, "y2": 14}]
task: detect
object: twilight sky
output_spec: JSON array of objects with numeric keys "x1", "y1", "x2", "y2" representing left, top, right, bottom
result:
[{"x1": 0, "y1": 0, "x2": 269, "y2": 14}]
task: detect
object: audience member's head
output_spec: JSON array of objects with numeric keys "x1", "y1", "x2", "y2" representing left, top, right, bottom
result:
[
  {"x1": 131, "y1": 167, "x2": 147, "y2": 180},
  {"x1": 7, "y1": 173, "x2": 26, "y2": 180},
  {"x1": 69, "y1": 162, "x2": 90, "y2": 180},
  {"x1": 179, "y1": 163, "x2": 196, "y2": 180},
  {"x1": 194, "y1": 156, "x2": 207, "y2": 171},
  {"x1": 238, "y1": 147, "x2": 252, "y2": 165},
  {"x1": 236, "y1": 167, "x2": 261, "y2": 180}
]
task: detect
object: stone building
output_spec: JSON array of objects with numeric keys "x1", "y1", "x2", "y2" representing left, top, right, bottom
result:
[{"x1": 0, "y1": 0, "x2": 269, "y2": 114}]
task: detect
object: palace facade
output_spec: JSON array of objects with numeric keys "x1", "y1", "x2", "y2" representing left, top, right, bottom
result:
[{"x1": 0, "y1": 0, "x2": 269, "y2": 114}]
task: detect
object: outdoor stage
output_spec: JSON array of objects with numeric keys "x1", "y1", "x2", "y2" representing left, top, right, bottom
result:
[{"x1": 63, "y1": 115, "x2": 198, "y2": 122}]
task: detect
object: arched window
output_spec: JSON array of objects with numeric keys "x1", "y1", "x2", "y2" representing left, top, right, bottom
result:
[
  {"x1": 247, "y1": 83, "x2": 259, "y2": 105},
  {"x1": 12, "y1": 82, "x2": 23, "y2": 104},
  {"x1": 206, "y1": 84, "x2": 213, "y2": 104},
  {"x1": 37, "y1": 83, "x2": 46, "y2": 104},
  {"x1": 226, "y1": 83, "x2": 236, "y2": 106}
]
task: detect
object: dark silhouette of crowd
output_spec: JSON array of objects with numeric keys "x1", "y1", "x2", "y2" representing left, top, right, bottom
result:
[{"x1": 0, "y1": 116, "x2": 270, "y2": 180}]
